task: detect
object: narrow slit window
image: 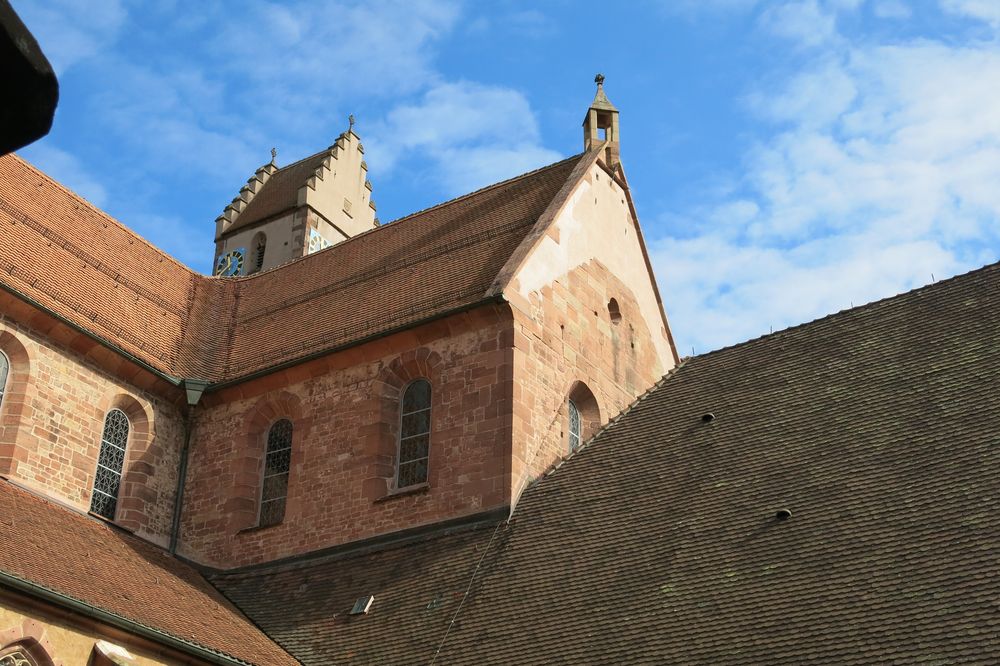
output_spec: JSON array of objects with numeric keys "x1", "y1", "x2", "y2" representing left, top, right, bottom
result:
[
  {"x1": 251, "y1": 232, "x2": 267, "y2": 273},
  {"x1": 0, "y1": 351, "x2": 8, "y2": 410},
  {"x1": 90, "y1": 409, "x2": 129, "y2": 520},
  {"x1": 260, "y1": 419, "x2": 293, "y2": 527},
  {"x1": 397, "y1": 379, "x2": 431, "y2": 487},
  {"x1": 568, "y1": 399, "x2": 581, "y2": 453}
]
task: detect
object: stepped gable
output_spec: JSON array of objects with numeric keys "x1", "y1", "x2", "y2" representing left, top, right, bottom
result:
[
  {"x1": 212, "y1": 263, "x2": 1000, "y2": 664},
  {"x1": 0, "y1": 154, "x2": 196, "y2": 377},
  {"x1": 0, "y1": 480, "x2": 298, "y2": 665},
  {"x1": 217, "y1": 149, "x2": 329, "y2": 238},
  {"x1": 213, "y1": 152, "x2": 586, "y2": 381}
]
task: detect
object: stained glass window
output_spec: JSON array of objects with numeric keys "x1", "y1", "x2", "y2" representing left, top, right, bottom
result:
[
  {"x1": 260, "y1": 419, "x2": 292, "y2": 527},
  {"x1": 0, "y1": 351, "x2": 8, "y2": 410},
  {"x1": 568, "y1": 399, "x2": 581, "y2": 453},
  {"x1": 397, "y1": 379, "x2": 431, "y2": 487},
  {"x1": 0, "y1": 650, "x2": 35, "y2": 666},
  {"x1": 90, "y1": 409, "x2": 129, "y2": 520}
]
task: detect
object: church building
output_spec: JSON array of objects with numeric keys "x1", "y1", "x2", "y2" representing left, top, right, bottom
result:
[{"x1": 2, "y1": 79, "x2": 999, "y2": 665}]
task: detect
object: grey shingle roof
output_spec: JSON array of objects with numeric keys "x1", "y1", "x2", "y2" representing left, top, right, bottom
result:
[{"x1": 211, "y1": 261, "x2": 1000, "y2": 664}]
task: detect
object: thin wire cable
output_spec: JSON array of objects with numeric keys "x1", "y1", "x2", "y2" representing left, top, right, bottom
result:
[{"x1": 428, "y1": 520, "x2": 504, "y2": 665}]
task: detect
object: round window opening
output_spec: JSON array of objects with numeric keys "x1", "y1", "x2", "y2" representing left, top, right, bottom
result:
[{"x1": 608, "y1": 298, "x2": 622, "y2": 325}]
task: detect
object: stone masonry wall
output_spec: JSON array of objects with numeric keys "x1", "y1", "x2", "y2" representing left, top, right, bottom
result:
[
  {"x1": 0, "y1": 312, "x2": 185, "y2": 547},
  {"x1": 508, "y1": 260, "x2": 667, "y2": 504},
  {"x1": 179, "y1": 303, "x2": 513, "y2": 568}
]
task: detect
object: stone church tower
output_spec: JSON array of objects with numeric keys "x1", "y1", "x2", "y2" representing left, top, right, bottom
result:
[{"x1": 213, "y1": 120, "x2": 378, "y2": 276}]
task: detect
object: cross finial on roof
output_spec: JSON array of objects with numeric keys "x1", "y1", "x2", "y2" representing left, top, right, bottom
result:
[
  {"x1": 270, "y1": 147, "x2": 277, "y2": 164},
  {"x1": 348, "y1": 114, "x2": 356, "y2": 132}
]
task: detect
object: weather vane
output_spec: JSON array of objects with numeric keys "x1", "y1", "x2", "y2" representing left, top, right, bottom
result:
[
  {"x1": 348, "y1": 114, "x2": 356, "y2": 131},
  {"x1": 270, "y1": 147, "x2": 277, "y2": 164}
]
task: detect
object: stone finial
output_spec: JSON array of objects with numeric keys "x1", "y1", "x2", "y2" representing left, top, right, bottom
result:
[
  {"x1": 270, "y1": 147, "x2": 277, "y2": 165},
  {"x1": 348, "y1": 114, "x2": 356, "y2": 132},
  {"x1": 595, "y1": 73, "x2": 605, "y2": 86}
]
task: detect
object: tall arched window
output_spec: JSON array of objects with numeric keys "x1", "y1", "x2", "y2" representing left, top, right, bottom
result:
[
  {"x1": 397, "y1": 379, "x2": 431, "y2": 487},
  {"x1": 568, "y1": 399, "x2": 582, "y2": 453},
  {"x1": 250, "y1": 232, "x2": 267, "y2": 274},
  {"x1": 90, "y1": 409, "x2": 129, "y2": 520},
  {"x1": 259, "y1": 419, "x2": 292, "y2": 527},
  {"x1": 0, "y1": 351, "x2": 8, "y2": 411}
]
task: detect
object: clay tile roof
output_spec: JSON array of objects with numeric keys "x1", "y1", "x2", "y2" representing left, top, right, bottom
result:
[
  {"x1": 0, "y1": 154, "x2": 196, "y2": 377},
  {"x1": 0, "y1": 151, "x2": 588, "y2": 384},
  {"x1": 220, "y1": 150, "x2": 330, "y2": 238},
  {"x1": 213, "y1": 263, "x2": 1000, "y2": 664},
  {"x1": 214, "y1": 153, "x2": 584, "y2": 380},
  {"x1": 0, "y1": 481, "x2": 298, "y2": 665}
]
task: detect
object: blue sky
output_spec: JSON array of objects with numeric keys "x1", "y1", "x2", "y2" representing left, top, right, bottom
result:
[{"x1": 14, "y1": 0, "x2": 1000, "y2": 355}]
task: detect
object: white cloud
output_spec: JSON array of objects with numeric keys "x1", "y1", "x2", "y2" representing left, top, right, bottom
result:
[
  {"x1": 654, "y1": 33, "x2": 1000, "y2": 353},
  {"x1": 760, "y1": 0, "x2": 839, "y2": 47},
  {"x1": 872, "y1": 0, "x2": 911, "y2": 19},
  {"x1": 12, "y1": 0, "x2": 126, "y2": 75},
  {"x1": 366, "y1": 81, "x2": 562, "y2": 196},
  {"x1": 940, "y1": 0, "x2": 1000, "y2": 27},
  {"x1": 18, "y1": 144, "x2": 108, "y2": 207}
]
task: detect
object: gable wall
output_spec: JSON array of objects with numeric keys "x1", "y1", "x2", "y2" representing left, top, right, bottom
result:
[
  {"x1": 213, "y1": 209, "x2": 304, "y2": 274},
  {"x1": 507, "y1": 162, "x2": 676, "y2": 503},
  {"x1": 0, "y1": 308, "x2": 185, "y2": 547},
  {"x1": 178, "y1": 303, "x2": 514, "y2": 568}
]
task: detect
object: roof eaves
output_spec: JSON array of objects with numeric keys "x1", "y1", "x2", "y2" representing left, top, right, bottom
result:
[{"x1": 0, "y1": 570, "x2": 278, "y2": 666}]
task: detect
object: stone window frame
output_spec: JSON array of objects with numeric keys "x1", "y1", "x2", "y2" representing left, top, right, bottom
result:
[
  {"x1": 91, "y1": 393, "x2": 154, "y2": 530},
  {"x1": 395, "y1": 378, "x2": 432, "y2": 489},
  {"x1": 258, "y1": 418, "x2": 293, "y2": 527},
  {"x1": 0, "y1": 331, "x2": 31, "y2": 464},
  {"x1": 90, "y1": 408, "x2": 131, "y2": 520},
  {"x1": 0, "y1": 638, "x2": 55, "y2": 666}
]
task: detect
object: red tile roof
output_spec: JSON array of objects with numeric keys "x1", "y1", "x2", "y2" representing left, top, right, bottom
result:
[
  {"x1": 0, "y1": 480, "x2": 298, "y2": 665},
  {"x1": 0, "y1": 152, "x2": 589, "y2": 383}
]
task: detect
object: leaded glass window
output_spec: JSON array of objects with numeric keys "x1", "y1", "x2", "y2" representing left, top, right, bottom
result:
[
  {"x1": 568, "y1": 399, "x2": 581, "y2": 453},
  {"x1": 260, "y1": 419, "x2": 292, "y2": 526},
  {"x1": 90, "y1": 409, "x2": 129, "y2": 520},
  {"x1": 0, "y1": 650, "x2": 35, "y2": 666},
  {"x1": 397, "y1": 379, "x2": 431, "y2": 487},
  {"x1": 0, "y1": 351, "x2": 8, "y2": 409}
]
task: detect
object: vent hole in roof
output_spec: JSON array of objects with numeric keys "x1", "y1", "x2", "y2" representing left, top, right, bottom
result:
[
  {"x1": 775, "y1": 509, "x2": 792, "y2": 520},
  {"x1": 701, "y1": 413, "x2": 715, "y2": 423}
]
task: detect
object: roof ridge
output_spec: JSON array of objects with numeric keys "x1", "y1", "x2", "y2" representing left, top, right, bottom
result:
[
  {"x1": 689, "y1": 259, "x2": 1000, "y2": 362},
  {"x1": 223, "y1": 152, "x2": 584, "y2": 282},
  {"x1": 9, "y1": 154, "x2": 196, "y2": 275}
]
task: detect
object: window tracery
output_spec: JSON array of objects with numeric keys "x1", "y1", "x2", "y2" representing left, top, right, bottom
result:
[
  {"x1": 568, "y1": 399, "x2": 582, "y2": 453},
  {"x1": 0, "y1": 351, "x2": 8, "y2": 410},
  {"x1": 0, "y1": 651, "x2": 34, "y2": 666},
  {"x1": 90, "y1": 408, "x2": 129, "y2": 520},
  {"x1": 397, "y1": 379, "x2": 431, "y2": 487},
  {"x1": 260, "y1": 419, "x2": 293, "y2": 526}
]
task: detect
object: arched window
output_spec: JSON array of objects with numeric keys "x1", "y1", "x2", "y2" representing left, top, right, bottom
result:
[
  {"x1": 397, "y1": 379, "x2": 431, "y2": 487},
  {"x1": 259, "y1": 419, "x2": 292, "y2": 527},
  {"x1": 1, "y1": 649, "x2": 36, "y2": 666},
  {"x1": 568, "y1": 399, "x2": 582, "y2": 452},
  {"x1": 0, "y1": 351, "x2": 8, "y2": 411},
  {"x1": 250, "y1": 232, "x2": 267, "y2": 274},
  {"x1": 90, "y1": 409, "x2": 129, "y2": 520}
]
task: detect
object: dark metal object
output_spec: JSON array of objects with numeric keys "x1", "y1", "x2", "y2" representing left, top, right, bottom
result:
[{"x1": 0, "y1": 0, "x2": 58, "y2": 155}]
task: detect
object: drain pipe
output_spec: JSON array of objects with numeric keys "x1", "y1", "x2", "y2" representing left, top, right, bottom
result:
[{"x1": 169, "y1": 379, "x2": 209, "y2": 555}]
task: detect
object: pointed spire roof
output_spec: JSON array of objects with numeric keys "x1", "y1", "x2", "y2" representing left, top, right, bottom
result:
[{"x1": 589, "y1": 73, "x2": 618, "y2": 112}]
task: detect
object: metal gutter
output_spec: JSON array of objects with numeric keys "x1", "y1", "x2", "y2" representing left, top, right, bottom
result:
[{"x1": 0, "y1": 570, "x2": 259, "y2": 666}]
